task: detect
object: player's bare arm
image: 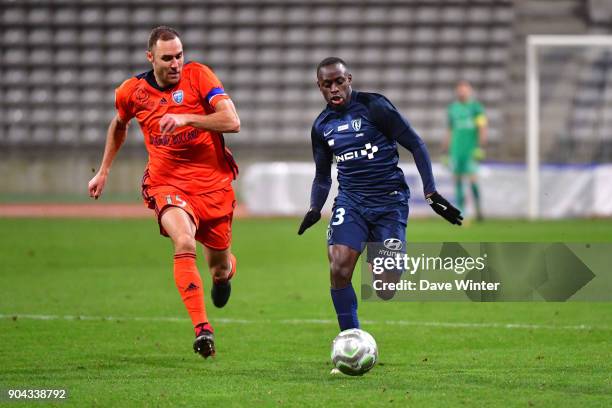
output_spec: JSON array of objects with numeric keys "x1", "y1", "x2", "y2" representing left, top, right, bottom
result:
[
  {"x1": 88, "y1": 115, "x2": 129, "y2": 199},
  {"x1": 442, "y1": 129, "x2": 452, "y2": 153},
  {"x1": 159, "y1": 99, "x2": 240, "y2": 135},
  {"x1": 478, "y1": 120, "x2": 488, "y2": 147}
]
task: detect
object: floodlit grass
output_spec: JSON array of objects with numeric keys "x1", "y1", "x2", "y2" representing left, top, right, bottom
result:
[{"x1": 1, "y1": 218, "x2": 611, "y2": 406}]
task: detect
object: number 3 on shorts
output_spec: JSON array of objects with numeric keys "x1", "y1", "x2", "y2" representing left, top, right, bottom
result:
[
  {"x1": 331, "y1": 207, "x2": 345, "y2": 226},
  {"x1": 165, "y1": 194, "x2": 187, "y2": 208}
]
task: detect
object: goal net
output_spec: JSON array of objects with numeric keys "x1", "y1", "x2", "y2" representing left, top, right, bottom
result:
[{"x1": 526, "y1": 35, "x2": 612, "y2": 219}]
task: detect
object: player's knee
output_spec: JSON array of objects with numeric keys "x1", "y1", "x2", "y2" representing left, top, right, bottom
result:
[
  {"x1": 172, "y1": 233, "x2": 196, "y2": 254},
  {"x1": 330, "y1": 261, "x2": 353, "y2": 288}
]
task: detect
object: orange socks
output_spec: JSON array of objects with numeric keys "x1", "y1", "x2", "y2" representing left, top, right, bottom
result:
[{"x1": 173, "y1": 252, "x2": 209, "y2": 330}]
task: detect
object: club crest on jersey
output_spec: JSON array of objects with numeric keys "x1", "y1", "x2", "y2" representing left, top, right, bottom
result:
[
  {"x1": 351, "y1": 118, "x2": 362, "y2": 131},
  {"x1": 172, "y1": 90, "x2": 184, "y2": 104}
]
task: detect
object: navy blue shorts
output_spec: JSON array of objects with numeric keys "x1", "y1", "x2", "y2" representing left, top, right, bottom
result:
[{"x1": 327, "y1": 192, "x2": 409, "y2": 253}]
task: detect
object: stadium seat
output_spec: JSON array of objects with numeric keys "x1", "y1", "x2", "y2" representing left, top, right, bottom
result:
[
  {"x1": 57, "y1": 109, "x2": 78, "y2": 124},
  {"x1": 4, "y1": 68, "x2": 27, "y2": 84},
  {"x1": 183, "y1": 29, "x2": 206, "y2": 47},
  {"x1": 53, "y1": 8, "x2": 78, "y2": 25},
  {"x1": 7, "y1": 124, "x2": 29, "y2": 143},
  {"x1": 439, "y1": 27, "x2": 463, "y2": 44},
  {"x1": 441, "y1": 7, "x2": 466, "y2": 23},
  {"x1": 31, "y1": 108, "x2": 53, "y2": 125},
  {"x1": 493, "y1": 6, "x2": 515, "y2": 23},
  {"x1": 27, "y1": 69, "x2": 53, "y2": 85},
  {"x1": 56, "y1": 70, "x2": 77, "y2": 86},
  {"x1": 28, "y1": 8, "x2": 51, "y2": 24},
  {"x1": 32, "y1": 126, "x2": 54, "y2": 143},
  {"x1": 132, "y1": 7, "x2": 156, "y2": 24},
  {"x1": 2, "y1": 7, "x2": 26, "y2": 25},
  {"x1": 208, "y1": 7, "x2": 234, "y2": 25},
  {"x1": 131, "y1": 29, "x2": 149, "y2": 47},
  {"x1": 387, "y1": 6, "x2": 414, "y2": 24},
  {"x1": 6, "y1": 89, "x2": 26, "y2": 104},
  {"x1": 80, "y1": 8, "x2": 104, "y2": 25},
  {"x1": 408, "y1": 68, "x2": 432, "y2": 83},
  {"x1": 158, "y1": 8, "x2": 181, "y2": 25},
  {"x1": 54, "y1": 49, "x2": 79, "y2": 65},
  {"x1": 105, "y1": 7, "x2": 129, "y2": 24},
  {"x1": 79, "y1": 47, "x2": 104, "y2": 65},
  {"x1": 234, "y1": 28, "x2": 258, "y2": 46},
  {"x1": 234, "y1": 7, "x2": 258, "y2": 24},
  {"x1": 78, "y1": 28, "x2": 103, "y2": 49},
  {"x1": 357, "y1": 27, "x2": 387, "y2": 44},
  {"x1": 491, "y1": 27, "x2": 513, "y2": 43},
  {"x1": 56, "y1": 88, "x2": 78, "y2": 105},
  {"x1": 108, "y1": 69, "x2": 129, "y2": 87},
  {"x1": 245, "y1": 6, "x2": 272, "y2": 25},
  {"x1": 57, "y1": 126, "x2": 80, "y2": 144},
  {"x1": 31, "y1": 88, "x2": 51, "y2": 104},
  {"x1": 363, "y1": 7, "x2": 388, "y2": 24},
  {"x1": 465, "y1": 28, "x2": 489, "y2": 44},
  {"x1": 54, "y1": 29, "x2": 79, "y2": 46},
  {"x1": 183, "y1": 7, "x2": 207, "y2": 24},
  {"x1": 464, "y1": 47, "x2": 487, "y2": 64},
  {"x1": 468, "y1": 7, "x2": 492, "y2": 23},
  {"x1": 3, "y1": 28, "x2": 27, "y2": 46},
  {"x1": 415, "y1": 7, "x2": 439, "y2": 23},
  {"x1": 107, "y1": 49, "x2": 130, "y2": 65},
  {"x1": 29, "y1": 29, "x2": 53, "y2": 46},
  {"x1": 284, "y1": 6, "x2": 308, "y2": 24},
  {"x1": 4, "y1": 48, "x2": 27, "y2": 65},
  {"x1": 438, "y1": 48, "x2": 462, "y2": 64},
  {"x1": 82, "y1": 127, "x2": 104, "y2": 143}
]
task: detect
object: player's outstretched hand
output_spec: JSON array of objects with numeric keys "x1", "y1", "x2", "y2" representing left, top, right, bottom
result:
[
  {"x1": 298, "y1": 209, "x2": 321, "y2": 235},
  {"x1": 426, "y1": 192, "x2": 463, "y2": 225}
]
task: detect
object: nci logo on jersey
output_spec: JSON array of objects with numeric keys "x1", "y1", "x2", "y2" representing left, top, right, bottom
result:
[
  {"x1": 172, "y1": 90, "x2": 184, "y2": 104},
  {"x1": 351, "y1": 118, "x2": 361, "y2": 131},
  {"x1": 335, "y1": 143, "x2": 379, "y2": 162}
]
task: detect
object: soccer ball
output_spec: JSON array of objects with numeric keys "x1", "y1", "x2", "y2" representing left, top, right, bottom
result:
[{"x1": 330, "y1": 328, "x2": 378, "y2": 376}]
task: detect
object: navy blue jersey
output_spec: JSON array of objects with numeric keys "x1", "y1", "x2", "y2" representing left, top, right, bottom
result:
[{"x1": 309, "y1": 90, "x2": 436, "y2": 209}]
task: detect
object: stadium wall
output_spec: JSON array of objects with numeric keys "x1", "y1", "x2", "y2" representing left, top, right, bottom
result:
[{"x1": 242, "y1": 162, "x2": 612, "y2": 219}]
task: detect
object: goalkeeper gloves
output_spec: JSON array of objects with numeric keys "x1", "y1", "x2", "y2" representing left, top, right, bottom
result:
[
  {"x1": 426, "y1": 192, "x2": 463, "y2": 225},
  {"x1": 297, "y1": 208, "x2": 321, "y2": 235}
]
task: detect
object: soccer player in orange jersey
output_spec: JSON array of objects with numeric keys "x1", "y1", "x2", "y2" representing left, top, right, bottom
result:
[{"x1": 88, "y1": 26, "x2": 240, "y2": 359}]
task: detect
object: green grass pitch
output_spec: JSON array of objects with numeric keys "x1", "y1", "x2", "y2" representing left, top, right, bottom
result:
[{"x1": 1, "y1": 218, "x2": 611, "y2": 407}]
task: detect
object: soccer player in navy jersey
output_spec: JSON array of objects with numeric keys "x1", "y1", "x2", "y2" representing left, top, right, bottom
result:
[{"x1": 298, "y1": 57, "x2": 462, "y2": 332}]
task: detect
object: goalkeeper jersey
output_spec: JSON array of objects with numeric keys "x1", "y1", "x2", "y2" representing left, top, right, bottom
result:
[{"x1": 447, "y1": 100, "x2": 486, "y2": 157}]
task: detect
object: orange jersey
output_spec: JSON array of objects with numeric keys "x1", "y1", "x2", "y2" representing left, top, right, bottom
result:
[{"x1": 115, "y1": 62, "x2": 238, "y2": 194}]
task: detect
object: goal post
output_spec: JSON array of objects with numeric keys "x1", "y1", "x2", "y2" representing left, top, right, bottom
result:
[{"x1": 526, "y1": 35, "x2": 612, "y2": 220}]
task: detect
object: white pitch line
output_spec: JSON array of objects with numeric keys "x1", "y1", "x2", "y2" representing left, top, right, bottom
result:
[{"x1": 0, "y1": 314, "x2": 608, "y2": 331}]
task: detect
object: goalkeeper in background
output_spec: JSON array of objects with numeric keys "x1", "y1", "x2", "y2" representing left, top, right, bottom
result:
[{"x1": 444, "y1": 80, "x2": 487, "y2": 220}]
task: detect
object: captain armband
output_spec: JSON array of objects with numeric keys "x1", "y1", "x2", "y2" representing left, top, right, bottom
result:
[{"x1": 475, "y1": 115, "x2": 488, "y2": 128}]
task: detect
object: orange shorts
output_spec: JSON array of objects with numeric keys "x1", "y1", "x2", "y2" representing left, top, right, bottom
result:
[{"x1": 142, "y1": 184, "x2": 236, "y2": 250}]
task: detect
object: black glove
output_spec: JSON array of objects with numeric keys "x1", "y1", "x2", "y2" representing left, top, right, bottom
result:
[
  {"x1": 426, "y1": 192, "x2": 463, "y2": 225},
  {"x1": 298, "y1": 208, "x2": 321, "y2": 235}
]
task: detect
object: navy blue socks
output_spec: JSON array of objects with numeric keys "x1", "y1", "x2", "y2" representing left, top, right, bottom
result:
[{"x1": 330, "y1": 285, "x2": 360, "y2": 330}]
